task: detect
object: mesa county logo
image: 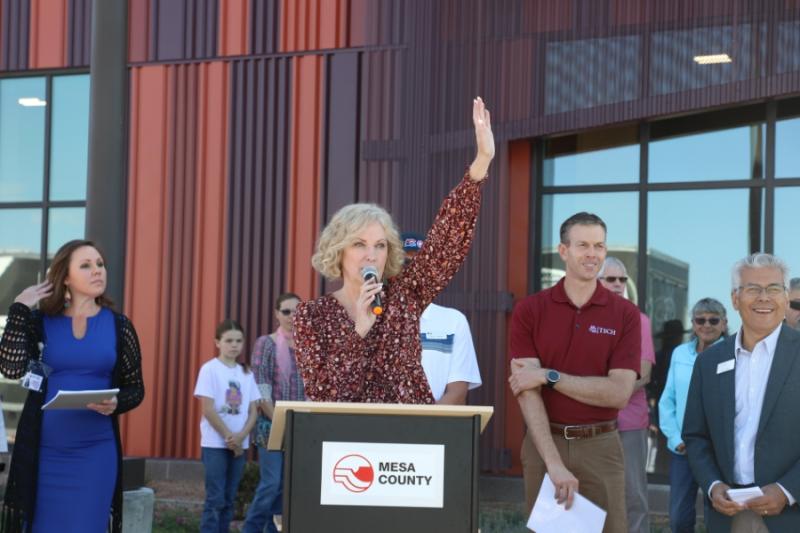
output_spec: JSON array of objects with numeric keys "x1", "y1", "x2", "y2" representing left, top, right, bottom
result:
[
  {"x1": 589, "y1": 324, "x2": 616, "y2": 336},
  {"x1": 333, "y1": 454, "x2": 375, "y2": 493},
  {"x1": 332, "y1": 455, "x2": 435, "y2": 494}
]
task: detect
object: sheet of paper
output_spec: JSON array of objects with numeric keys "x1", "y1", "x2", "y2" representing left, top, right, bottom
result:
[
  {"x1": 527, "y1": 473, "x2": 606, "y2": 533},
  {"x1": 41, "y1": 388, "x2": 120, "y2": 410},
  {"x1": 727, "y1": 486, "x2": 764, "y2": 504}
]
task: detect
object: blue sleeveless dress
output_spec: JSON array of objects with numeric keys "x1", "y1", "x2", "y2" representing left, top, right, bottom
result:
[{"x1": 33, "y1": 308, "x2": 118, "y2": 533}]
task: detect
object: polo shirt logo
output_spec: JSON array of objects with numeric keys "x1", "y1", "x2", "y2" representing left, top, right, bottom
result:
[{"x1": 589, "y1": 325, "x2": 616, "y2": 336}]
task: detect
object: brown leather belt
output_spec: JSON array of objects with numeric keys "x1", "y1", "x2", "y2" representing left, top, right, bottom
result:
[{"x1": 550, "y1": 420, "x2": 618, "y2": 440}]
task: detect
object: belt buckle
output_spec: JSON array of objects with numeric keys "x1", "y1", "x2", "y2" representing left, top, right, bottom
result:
[{"x1": 563, "y1": 425, "x2": 579, "y2": 440}]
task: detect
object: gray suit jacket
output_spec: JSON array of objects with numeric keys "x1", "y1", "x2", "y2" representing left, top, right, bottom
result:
[{"x1": 683, "y1": 325, "x2": 800, "y2": 532}]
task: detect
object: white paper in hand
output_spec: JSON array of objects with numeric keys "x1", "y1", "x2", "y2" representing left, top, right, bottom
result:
[
  {"x1": 727, "y1": 486, "x2": 764, "y2": 504},
  {"x1": 527, "y1": 473, "x2": 606, "y2": 533}
]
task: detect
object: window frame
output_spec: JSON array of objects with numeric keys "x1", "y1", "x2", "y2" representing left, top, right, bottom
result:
[
  {"x1": 531, "y1": 98, "x2": 800, "y2": 309},
  {"x1": 0, "y1": 69, "x2": 90, "y2": 277}
]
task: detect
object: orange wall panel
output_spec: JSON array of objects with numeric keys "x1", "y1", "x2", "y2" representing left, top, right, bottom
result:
[
  {"x1": 504, "y1": 140, "x2": 531, "y2": 475},
  {"x1": 280, "y1": 0, "x2": 349, "y2": 52},
  {"x1": 219, "y1": 0, "x2": 249, "y2": 56},
  {"x1": 29, "y1": 0, "x2": 67, "y2": 69},
  {"x1": 128, "y1": 0, "x2": 151, "y2": 63},
  {"x1": 123, "y1": 66, "x2": 170, "y2": 456},
  {"x1": 287, "y1": 55, "x2": 324, "y2": 300},
  {"x1": 184, "y1": 61, "x2": 229, "y2": 456},
  {"x1": 123, "y1": 63, "x2": 230, "y2": 458}
]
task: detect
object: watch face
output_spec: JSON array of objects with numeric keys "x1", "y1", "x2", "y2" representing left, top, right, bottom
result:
[{"x1": 547, "y1": 370, "x2": 559, "y2": 382}]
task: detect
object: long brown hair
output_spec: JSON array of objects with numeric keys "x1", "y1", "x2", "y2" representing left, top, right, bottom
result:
[{"x1": 39, "y1": 240, "x2": 114, "y2": 316}]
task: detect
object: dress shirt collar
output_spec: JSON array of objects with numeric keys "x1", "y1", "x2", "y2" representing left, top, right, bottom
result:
[{"x1": 734, "y1": 323, "x2": 782, "y2": 359}]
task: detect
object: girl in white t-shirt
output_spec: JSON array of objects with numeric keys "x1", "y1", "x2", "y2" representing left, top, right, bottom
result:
[{"x1": 194, "y1": 319, "x2": 260, "y2": 533}]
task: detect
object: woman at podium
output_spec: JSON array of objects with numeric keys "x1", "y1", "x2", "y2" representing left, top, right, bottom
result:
[
  {"x1": 294, "y1": 98, "x2": 494, "y2": 404},
  {"x1": 0, "y1": 240, "x2": 145, "y2": 532}
]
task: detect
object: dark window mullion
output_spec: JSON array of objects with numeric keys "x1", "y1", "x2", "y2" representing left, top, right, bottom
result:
[
  {"x1": 764, "y1": 101, "x2": 776, "y2": 254},
  {"x1": 40, "y1": 75, "x2": 53, "y2": 276},
  {"x1": 637, "y1": 122, "x2": 648, "y2": 314}
]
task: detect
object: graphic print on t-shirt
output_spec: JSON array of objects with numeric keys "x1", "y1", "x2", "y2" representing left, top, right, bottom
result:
[{"x1": 222, "y1": 380, "x2": 242, "y2": 414}]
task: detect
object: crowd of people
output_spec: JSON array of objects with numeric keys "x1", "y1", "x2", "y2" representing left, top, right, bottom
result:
[{"x1": 1, "y1": 98, "x2": 799, "y2": 533}]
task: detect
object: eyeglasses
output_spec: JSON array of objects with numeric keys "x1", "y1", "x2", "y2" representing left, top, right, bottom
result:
[
  {"x1": 600, "y1": 276, "x2": 628, "y2": 283},
  {"x1": 737, "y1": 284, "x2": 786, "y2": 298},
  {"x1": 279, "y1": 308, "x2": 296, "y2": 316},
  {"x1": 693, "y1": 317, "x2": 721, "y2": 326}
]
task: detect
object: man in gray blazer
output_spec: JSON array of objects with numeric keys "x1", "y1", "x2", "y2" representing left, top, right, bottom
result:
[{"x1": 684, "y1": 253, "x2": 800, "y2": 532}]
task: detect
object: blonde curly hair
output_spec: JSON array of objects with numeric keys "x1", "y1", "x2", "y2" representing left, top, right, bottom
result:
[{"x1": 312, "y1": 203, "x2": 405, "y2": 281}]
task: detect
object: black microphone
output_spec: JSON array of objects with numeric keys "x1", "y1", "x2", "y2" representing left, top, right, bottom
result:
[{"x1": 360, "y1": 266, "x2": 384, "y2": 315}]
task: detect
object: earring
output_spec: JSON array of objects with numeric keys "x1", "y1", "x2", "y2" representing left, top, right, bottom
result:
[{"x1": 64, "y1": 288, "x2": 71, "y2": 308}]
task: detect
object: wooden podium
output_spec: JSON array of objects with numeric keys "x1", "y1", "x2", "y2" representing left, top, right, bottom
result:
[{"x1": 268, "y1": 401, "x2": 493, "y2": 533}]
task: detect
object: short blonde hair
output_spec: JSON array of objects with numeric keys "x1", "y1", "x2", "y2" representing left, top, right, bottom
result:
[{"x1": 312, "y1": 203, "x2": 405, "y2": 281}]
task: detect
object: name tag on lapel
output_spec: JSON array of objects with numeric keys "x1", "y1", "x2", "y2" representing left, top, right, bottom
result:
[{"x1": 717, "y1": 359, "x2": 735, "y2": 374}]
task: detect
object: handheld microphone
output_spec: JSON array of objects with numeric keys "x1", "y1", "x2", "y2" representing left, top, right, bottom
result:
[{"x1": 360, "y1": 266, "x2": 384, "y2": 315}]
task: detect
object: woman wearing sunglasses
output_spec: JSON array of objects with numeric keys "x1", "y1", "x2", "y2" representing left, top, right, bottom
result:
[
  {"x1": 659, "y1": 298, "x2": 728, "y2": 533},
  {"x1": 598, "y1": 257, "x2": 656, "y2": 533},
  {"x1": 241, "y1": 292, "x2": 303, "y2": 533}
]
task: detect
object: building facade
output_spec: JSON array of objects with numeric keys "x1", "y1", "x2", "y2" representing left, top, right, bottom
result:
[{"x1": 0, "y1": 0, "x2": 799, "y2": 477}]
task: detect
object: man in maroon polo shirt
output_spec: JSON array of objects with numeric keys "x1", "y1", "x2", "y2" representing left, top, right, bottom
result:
[{"x1": 508, "y1": 212, "x2": 641, "y2": 533}]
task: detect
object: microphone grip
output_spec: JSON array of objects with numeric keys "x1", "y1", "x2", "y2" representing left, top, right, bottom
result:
[{"x1": 364, "y1": 273, "x2": 384, "y2": 315}]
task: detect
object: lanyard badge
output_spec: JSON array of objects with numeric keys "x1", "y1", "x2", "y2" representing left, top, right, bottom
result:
[{"x1": 21, "y1": 359, "x2": 52, "y2": 392}]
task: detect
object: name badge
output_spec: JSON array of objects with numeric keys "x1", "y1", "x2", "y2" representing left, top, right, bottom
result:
[
  {"x1": 717, "y1": 359, "x2": 735, "y2": 374},
  {"x1": 21, "y1": 359, "x2": 52, "y2": 392}
]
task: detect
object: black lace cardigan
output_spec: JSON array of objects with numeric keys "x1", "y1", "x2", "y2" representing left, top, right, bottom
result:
[{"x1": 0, "y1": 302, "x2": 145, "y2": 533}]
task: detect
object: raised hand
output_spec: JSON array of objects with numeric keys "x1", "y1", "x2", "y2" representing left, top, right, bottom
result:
[
  {"x1": 14, "y1": 281, "x2": 53, "y2": 309},
  {"x1": 469, "y1": 97, "x2": 495, "y2": 181}
]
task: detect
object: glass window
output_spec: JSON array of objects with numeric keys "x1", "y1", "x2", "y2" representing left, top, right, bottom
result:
[
  {"x1": 649, "y1": 125, "x2": 764, "y2": 183},
  {"x1": 0, "y1": 209, "x2": 42, "y2": 312},
  {"x1": 647, "y1": 189, "x2": 749, "y2": 334},
  {"x1": 48, "y1": 208, "x2": 85, "y2": 256},
  {"x1": 544, "y1": 127, "x2": 639, "y2": 186},
  {"x1": 774, "y1": 187, "x2": 800, "y2": 278},
  {"x1": 0, "y1": 77, "x2": 46, "y2": 201},
  {"x1": 776, "y1": 117, "x2": 800, "y2": 178},
  {"x1": 50, "y1": 75, "x2": 90, "y2": 200},
  {"x1": 541, "y1": 192, "x2": 639, "y2": 290}
]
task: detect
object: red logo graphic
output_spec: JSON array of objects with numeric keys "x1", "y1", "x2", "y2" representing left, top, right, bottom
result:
[{"x1": 333, "y1": 454, "x2": 375, "y2": 493}]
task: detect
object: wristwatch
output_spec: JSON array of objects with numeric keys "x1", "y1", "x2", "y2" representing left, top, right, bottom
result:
[{"x1": 545, "y1": 369, "x2": 561, "y2": 389}]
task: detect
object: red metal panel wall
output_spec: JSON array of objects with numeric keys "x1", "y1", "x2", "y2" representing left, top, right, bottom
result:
[
  {"x1": 124, "y1": 62, "x2": 229, "y2": 458},
  {"x1": 29, "y1": 0, "x2": 66, "y2": 69},
  {"x1": 279, "y1": 0, "x2": 348, "y2": 52},
  {"x1": 128, "y1": 0, "x2": 219, "y2": 63},
  {"x1": 0, "y1": 0, "x2": 29, "y2": 71},
  {"x1": 226, "y1": 56, "x2": 293, "y2": 348},
  {"x1": 218, "y1": 0, "x2": 248, "y2": 56},
  {"x1": 66, "y1": 0, "x2": 92, "y2": 67},
  {"x1": 286, "y1": 55, "x2": 323, "y2": 300}
]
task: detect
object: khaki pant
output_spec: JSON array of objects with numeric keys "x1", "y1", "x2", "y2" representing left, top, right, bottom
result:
[
  {"x1": 521, "y1": 428, "x2": 627, "y2": 533},
  {"x1": 731, "y1": 510, "x2": 768, "y2": 533}
]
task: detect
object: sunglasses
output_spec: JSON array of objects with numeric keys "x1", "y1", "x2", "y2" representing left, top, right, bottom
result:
[
  {"x1": 601, "y1": 276, "x2": 628, "y2": 283},
  {"x1": 278, "y1": 308, "x2": 296, "y2": 316},
  {"x1": 791, "y1": 300, "x2": 800, "y2": 311},
  {"x1": 693, "y1": 317, "x2": 721, "y2": 326}
]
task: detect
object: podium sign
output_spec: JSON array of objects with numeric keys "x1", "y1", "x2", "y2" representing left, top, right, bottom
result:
[
  {"x1": 272, "y1": 402, "x2": 493, "y2": 533},
  {"x1": 320, "y1": 441, "x2": 445, "y2": 507}
]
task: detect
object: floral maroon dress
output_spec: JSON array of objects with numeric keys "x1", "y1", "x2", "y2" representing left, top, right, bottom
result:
[{"x1": 293, "y1": 173, "x2": 485, "y2": 404}]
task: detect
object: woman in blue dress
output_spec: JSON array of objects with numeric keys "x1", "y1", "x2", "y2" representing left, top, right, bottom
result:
[{"x1": 0, "y1": 240, "x2": 145, "y2": 533}]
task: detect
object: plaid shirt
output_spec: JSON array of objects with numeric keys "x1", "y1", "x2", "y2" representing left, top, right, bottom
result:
[{"x1": 250, "y1": 334, "x2": 305, "y2": 448}]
